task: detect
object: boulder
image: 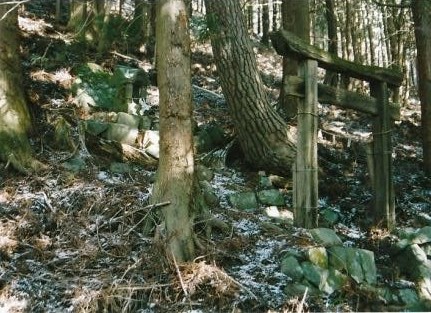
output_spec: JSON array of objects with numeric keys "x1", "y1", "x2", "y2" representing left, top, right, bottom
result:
[
  {"x1": 301, "y1": 261, "x2": 329, "y2": 290},
  {"x1": 310, "y1": 228, "x2": 343, "y2": 247},
  {"x1": 228, "y1": 192, "x2": 258, "y2": 211},
  {"x1": 322, "y1": 268, "x2": 349, "y2": 295},
  {"x1": 328, "y1": 246, "x2": 348, "y2": 271},
  {"x1": 307, "y1": 247, "x2": 328, "y2": 269},
  {"x1": 141, "y1": 130, "x2": 160, "y2": 159},
  {"x1": 104, "y1": 123, "x2": 139, "y2": 146},
  {"x1": 412, "y1": 226, "x2": 431, "y2": 245},
  {"x1": 85, "y1": 120, "x2": 109, "y2": 136},
  {"x1": 280, "y1": 256, "x2": 304, "y2": 281},
  {"x1": 346, "y1": 248, "x2": 365, "y2": 284},
  {"x1": 116, "y1": 112, "x2": 141, "y2": 128},
  {"x1": 256, "y1": 189, "x2": 285, "y2": 206},
  {"x1": 358, "y1": 249, "x2": 377, "y2": 284},
  {"x1": 319, "y1": 208, "x2": 340, "y2": 227}
]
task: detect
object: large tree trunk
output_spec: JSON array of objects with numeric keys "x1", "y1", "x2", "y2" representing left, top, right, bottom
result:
[
  {"x1": 204, "y1": 0, "x2": 296, "y2": 176},
  {"x1": 0, "y1": 1, "x2": 44, "y2": 173},
  {"x1": 151, "y1": 0, "x2": 195, "y2": 262},
  {"x1": 411, "y1": 0, "x2": 431, "y2": 175},
  {"x1": 279, "y1": 0, "x2": 310, "y2": 119}
]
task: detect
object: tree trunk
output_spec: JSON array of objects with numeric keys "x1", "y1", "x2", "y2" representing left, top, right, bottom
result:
[
  {"x1": 323, "y1": 0, "x2": 338, "y2": 87},
  {"x1": 279, "y1": 0, "x2": 310, "y2": 120},
  {"x1": 67, "y1": 0, "x2": 87, "y2": 36},
  {"x1": 204, "y1": 0, "x2": 296, "y2": 175},
  {"x1": 151, "y1": 0, "x2": 195, "y2": 262},
  {"x1": 411, "y1": 0, "x2": 431, "y2": 175},
  {"x1": 261, "y1": 0, "x2": 269, "y2": 45},
  {"x1": 0, "y1": 1, "x2": 44, "y2": 173}
]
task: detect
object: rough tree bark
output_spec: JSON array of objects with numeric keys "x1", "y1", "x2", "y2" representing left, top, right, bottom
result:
[
  {"x1": 411, "y1": 0, "x2": 431, "y2": 175},
  {"x1": 151, "y1": 0, "x2": 195, "y2": 262},
  {"x1": 0, "y1": 0, "x2": 44, "y2": 173},
  {"x1": 204, "y1": 0, "x2": 296, "y2": 176}
]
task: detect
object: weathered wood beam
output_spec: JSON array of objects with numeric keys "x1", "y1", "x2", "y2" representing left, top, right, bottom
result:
[
  {"x1": 285, "y1": 76, "x2": 401, "y2": 120},
  {"x1": 371, "y1": 82, "x2": 395, "y2": 230},
  {"x1": 271, "y1": 30, "x2": 403, "y2": 87},
  {"x1": 293, "y1": 60, "x2": 319, "y2": 228}
]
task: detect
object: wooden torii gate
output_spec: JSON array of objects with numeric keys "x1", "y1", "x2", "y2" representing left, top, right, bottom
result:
[{"x1": 270, "y1": 30, "x2": 403, "y2": 230}]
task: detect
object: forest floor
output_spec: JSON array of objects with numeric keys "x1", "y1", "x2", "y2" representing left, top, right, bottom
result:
[{"x1": 1, "y1": 4, "x2": 431, "y2": 313}]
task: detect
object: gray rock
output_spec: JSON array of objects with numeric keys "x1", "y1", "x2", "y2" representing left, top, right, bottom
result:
[
  {"x1": 307, "y1": 247, "x2": 328, "y2": 269},
  {"x1": 376, "y1": 287, "x2": 398, "y2": 304},
  {"x1": 109, "y1": 162, "x2": 131, "y2": 174},
  {"x1": 196, "y1": 164, "x2": 214, "y2": 182},
  {"x1": 397, "y1": 227, "x2": 418, "y2": 241},
  {"x1": 346, "y1": 248, "x2": 365, "y2": 284},
  {"x1": 412, "y1": 226, "x2": 431, "y2": 245},
  {"x1": 422, "y1": 243, "x2": 431, "y2": 257},
  {"x1": 256, "y1": 189, "x2": 285, "y2": 206},
  {"x1": 258, "y1": 171, "x2": 273, "y2": 190},
  {"x1": 62, "y1": 157, "x2": 86, "y2": 173},
  {"x1": 358, "y1": 249, "x2": 377, "y2": 284},
  {"x1": 116, "y1": 112, "x2": 141, "y2": 128},
  {"x1": 85, "y1": 120, "x2": 109, "y2": 136},
  {"x1": 418, "y1": 276, "x2": 431, "y2": 302},
  {"x1": 200, "y1": 181, "x2": 219, "y2": 207},
  {"x1": 301, "y1": 261, "x2": 329, "y2": 290},
  {"x1": 141, "y1": 130, "x2": 160, "y2": 158},
  {"x1": 280, "y1": 256, "x2": 304, "y2": 280},
  {"x1": 310, "y1": 228, "x2": 343, "y2": 247},
  {"x1": 319, "y1": 208, "x2": 340, "y2": 227},
  {"x1": 400, "y1": 244, "x2": 428, "y2": 267},
  {"x1": 398, "y1": 288, "x2": 419, "y2": 306},
  {"x1": 228, "y1": 192, "x2": 258, "y2": 211},
  {"x1": 104, "y1": 123, "x2": 139, "y2": 146},
  {"x1": 328, "y1": 246, "x2": 348, "y2": 271},
  {"x1": 322, "y1": 268, "x2": 349, "y2": 295},
  {"x1": 284, "y1": 283, "x2": 318, "y2": 298}
]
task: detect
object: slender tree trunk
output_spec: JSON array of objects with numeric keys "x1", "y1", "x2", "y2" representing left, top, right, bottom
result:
[
  {"x1": 151, "y1": 0, "x2": 195, "y2": 262},
  {"x1": 204, "y1": 0, "x2": 296, "y2": 175},
  {"x1": 0, "y1": 1, "x2": 44, "y2": 173},
  {"x1": 261, "y1": 0, "x2": 269, "y2": 45},
  {"x1": 67, "y1": 0, "x2": 88, "y2": 36},
  {"x1": 412, "y1": 0, "x2": 431, "y2": 175},
  {"x1": 323, "y1": 0, "x2": 338, "y2": 87},
  {"x1": 279, "y1": 0, "x2": 310, "y2": 119}
]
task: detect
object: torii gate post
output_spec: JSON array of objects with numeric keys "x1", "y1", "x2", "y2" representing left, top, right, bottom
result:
[{"x1": 293, "y1": 59, "x2": 319, "y2": 228}]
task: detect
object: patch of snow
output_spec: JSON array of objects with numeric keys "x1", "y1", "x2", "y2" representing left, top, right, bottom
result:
[
  {"x1": 233, "y1": 219, "x2": 260, "y2": 236},
  {"x1": 230, "y1": 239, "x2": 288, "y2": 308}
]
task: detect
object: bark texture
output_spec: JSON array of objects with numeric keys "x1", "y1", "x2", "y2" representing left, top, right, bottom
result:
[
  {"x1": 205, "y1": 0, "x2": 296, "y2": 175},
  {"x1": 151, "y1": 0, "x2": 195, "y2": 262},
  {"x1": 411, "y1": 0, "x2": 431, "y2": 175},
  {"x1": 0, "y1": 1, "x2": 43, "y2": 173}
]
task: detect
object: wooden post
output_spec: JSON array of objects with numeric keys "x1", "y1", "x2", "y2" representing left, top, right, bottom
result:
[
  {"x1": 370, "y1": 81, "x2": 395, "y2": 229},
  {"x1": 294, "y1": 59, "x2": 319, "y2": 228}
]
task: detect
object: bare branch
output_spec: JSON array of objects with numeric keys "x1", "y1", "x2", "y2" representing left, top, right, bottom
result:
[{"x1": 0, "y1": 0, "x2": 30, "y2": 21}]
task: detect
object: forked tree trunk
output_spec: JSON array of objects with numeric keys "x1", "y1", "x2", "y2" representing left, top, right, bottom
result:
[
  {"x1": 151, "y1": 0, "x2": 195, "y2": 262},
  {"x1": 411, "y1": 0, "x2": 431, "y2": 175},
  {"x1": 0, "y1": 1, "x2": 44, "y2": 173},
  {"x1": 205, "y1": 0, "x2": 296, "y2": 175}
]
